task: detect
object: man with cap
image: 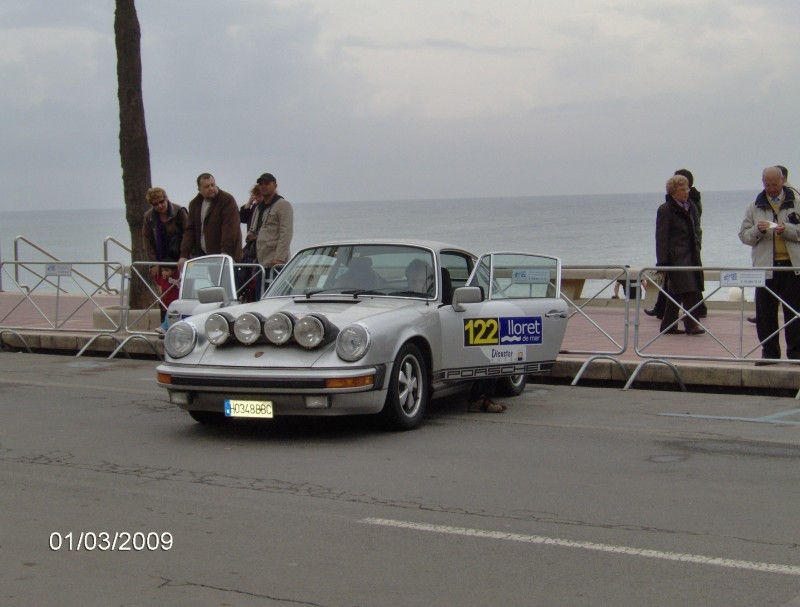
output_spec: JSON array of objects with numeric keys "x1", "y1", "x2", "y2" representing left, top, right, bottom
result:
[
  {"x1": 178, "y1": 172, "x2": 242, "y2": 271},
  {"x1": 254, "y1": 173, "x2": 294, "y2": 269}
]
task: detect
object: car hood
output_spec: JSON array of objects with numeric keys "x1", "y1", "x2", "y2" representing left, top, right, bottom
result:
[{"x1": 245, "y1": 294, "x2": 431, "y2": 325}]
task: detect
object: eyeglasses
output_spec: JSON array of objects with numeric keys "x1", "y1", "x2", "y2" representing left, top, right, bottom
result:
[{"x1": 150, "y1": 199, "x2": 167, "y2": 207}]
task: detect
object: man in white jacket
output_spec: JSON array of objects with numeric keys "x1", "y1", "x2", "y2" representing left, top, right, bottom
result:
[{"x1": 739, "y1": 166, "x2": 800, "y2": 364}]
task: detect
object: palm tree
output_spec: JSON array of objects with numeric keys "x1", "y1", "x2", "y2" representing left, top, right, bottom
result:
[{"x1": 114, "y1": 0, "x2": 152, "y2": 309}]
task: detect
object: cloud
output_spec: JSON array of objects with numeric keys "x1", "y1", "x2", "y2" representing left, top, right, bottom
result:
[{"x1": 0, "y1": 0, "x2": 798, "y2": 212}]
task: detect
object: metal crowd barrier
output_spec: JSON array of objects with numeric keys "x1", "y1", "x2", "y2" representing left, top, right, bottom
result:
[
  {"x1": 12, "y1": 236, "x2": 121, "y2": 296},
  {"x1": 632, "y1": 264, "x2": 799, "y2": 360},
  {"x1": 629, "y1": 265, "x2": 800, "y2": 396},
  {"x1": 564, "y1": 264, "x2": 800, "y2": 398},
  {"x1": 560, "y1": 265, "x2": 636, "y2": 385},
  {"x1": 0, "y1": 261, "x2": 126, "y2": 353}
]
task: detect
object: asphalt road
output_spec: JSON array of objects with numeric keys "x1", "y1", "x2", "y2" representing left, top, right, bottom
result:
[{"x1": 1, "y1": 352, "x2": 799, "y2": 607}]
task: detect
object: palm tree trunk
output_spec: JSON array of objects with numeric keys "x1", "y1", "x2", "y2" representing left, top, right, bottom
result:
[{"x1": 115, "y1": 0, "x2": 153, "y2": 309}]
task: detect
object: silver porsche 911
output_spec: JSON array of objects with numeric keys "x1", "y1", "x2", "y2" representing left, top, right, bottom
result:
[{"x1": 156, "y1": 240, "x2": 568, "y2": 430}]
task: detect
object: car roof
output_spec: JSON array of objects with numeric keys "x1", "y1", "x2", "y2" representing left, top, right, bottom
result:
[{"x1": 300, "y1": 239, "x2": 475, "y2": 255}]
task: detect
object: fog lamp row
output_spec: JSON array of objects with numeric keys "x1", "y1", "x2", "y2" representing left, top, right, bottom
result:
[{"x1": 205, "y1": 311, "x2": 338, "y2": 349}]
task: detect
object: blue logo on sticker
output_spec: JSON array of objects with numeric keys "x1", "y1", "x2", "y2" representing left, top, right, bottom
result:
[{"x1": 500, "y1": 316, "x2": 543, "y2": 345}]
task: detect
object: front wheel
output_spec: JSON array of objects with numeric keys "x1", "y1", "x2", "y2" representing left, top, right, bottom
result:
[
  {"x1": 381, "y1": 343, "x2": 428, "y2": 430},
  {"x1": 496, "y1": 374, "x2": 527, "y2": 397}
]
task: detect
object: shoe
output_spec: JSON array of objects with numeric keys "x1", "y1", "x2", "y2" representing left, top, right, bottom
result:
[
  {"x1": 468, "y1": 396, "x2": 507, "y2": 413},
  {"x1": 644, "y1": 308, "x2": 657, "y2": 317},
  {"x1": 746, "y1": 316, "x2": 757, "y2": 324},
  {"x1": 663, "y1": 328, "x2": 685, "y2": 335},
  {"x1": 685, "y1": 327, "x2": 706, "y2": 335}
]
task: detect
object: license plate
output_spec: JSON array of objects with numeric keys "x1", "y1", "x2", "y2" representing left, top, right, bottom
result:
[{"x1": 224, "y1": 399, "x2": 273, "y2": 418}]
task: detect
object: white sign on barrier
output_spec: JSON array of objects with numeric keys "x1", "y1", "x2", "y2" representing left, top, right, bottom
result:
[
  {"x1": 511, "y1": 269, "x2": 550, "y2": 284},
  {"x1": 720, "y1": 270, "x2": 765, "y2": 287},
  {"x1": 45, "y1": 263, "x2": 72, "y2": 277}
]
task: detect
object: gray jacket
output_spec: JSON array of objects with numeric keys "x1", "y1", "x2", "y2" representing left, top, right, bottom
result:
[{"x1": 738, "y1": 186, "x2": 800, "y2": 274}]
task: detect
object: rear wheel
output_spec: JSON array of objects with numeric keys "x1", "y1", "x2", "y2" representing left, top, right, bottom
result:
[
  {"x1": 188, "y1": 410, "x2": 227, "y2": 425},
  {"x1": 381, "y1": 343, "x2": 428, "y2": 430},
  {"x1": 496, "y1": 373, "x2": 527, "y2": 397}
]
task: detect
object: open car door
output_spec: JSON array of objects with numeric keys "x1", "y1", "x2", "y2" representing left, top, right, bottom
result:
[
  {"x1": 165, "y1": 255, "x2": 237, "y2": 326},
  {"x1": 437, "y1": 252, "x2": 568, "y2": 382}
]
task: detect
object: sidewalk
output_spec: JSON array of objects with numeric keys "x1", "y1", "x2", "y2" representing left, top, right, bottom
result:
[
  {"x1": 1, "y1": 292, "x2": 799, "y2": 393},
  {"x1": 0, "y1": 292, "x2": 161, "y2": 357}
]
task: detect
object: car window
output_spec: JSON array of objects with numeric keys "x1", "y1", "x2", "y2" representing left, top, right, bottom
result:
[
  {"x1": 469, "y1": 253, "x2": 559, "y2": 300},
  {"x1": 440, "y1": 252, "x2": 474, "y2": 289},
  {"x1": 180, "y1": 256, "x2": 236, "y2": 300}
]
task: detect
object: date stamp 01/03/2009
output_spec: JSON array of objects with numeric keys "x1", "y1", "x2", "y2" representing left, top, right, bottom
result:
[{"x1": 49, "y1": 531, "x2": 173, "y2": 552}]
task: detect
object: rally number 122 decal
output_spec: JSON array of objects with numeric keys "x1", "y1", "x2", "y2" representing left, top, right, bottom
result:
[
  {"x1": 463, "y1": 316, "x2": 543, "y2": 347},
  {"x1": 463, "y1": 318, "x2": 499, "y2": 345}
]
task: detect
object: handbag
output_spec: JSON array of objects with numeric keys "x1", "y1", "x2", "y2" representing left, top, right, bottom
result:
[
  {"x1": 166, "y1": 233, "x2": 182, "y2": 261},
  {"x1": 242, "y1": 238, "x2": 257, "y2": 263}
]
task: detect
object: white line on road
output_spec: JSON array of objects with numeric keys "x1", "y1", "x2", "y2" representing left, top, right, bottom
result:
[{"x1": 361, "y1": 517, "x2": 800, "y2": 577}]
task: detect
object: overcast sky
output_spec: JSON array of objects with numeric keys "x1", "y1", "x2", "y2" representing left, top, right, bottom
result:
[{"x1": 1, "y1": 0, "x2": 798, "y2": 211}]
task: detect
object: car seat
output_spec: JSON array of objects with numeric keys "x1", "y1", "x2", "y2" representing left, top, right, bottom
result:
[
  {"x1": 334, "y1": 256, "x2": 380, "y2": 289},
  {"x1": 441, "y1": 267, "x2": 454, "y2": 305}
]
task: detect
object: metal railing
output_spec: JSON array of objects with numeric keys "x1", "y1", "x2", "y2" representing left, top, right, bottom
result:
[
  {"x1": 12, "y1": 235, "x2": 122, "y2": 295},
  {"x1": 562, "y1": 264, "x2": 800, "y2": 397},
  {"x1": 0, "y1": 261, "x2": 126, "y2": 353},
  {"x1": 103, "y1": 236, "x2": 131, "y2": 291},
  {"x1": 560, "y1": 265, "x2": 633, "y2": 356}
]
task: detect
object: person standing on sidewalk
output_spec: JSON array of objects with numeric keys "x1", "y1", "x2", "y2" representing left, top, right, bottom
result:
[
  {"x1": 739, "y1": 166, "x2": 800, "y2": 364},
  {"x1": 142, "y1": 187, "x2": 187, "y2": 279},
  {"x1": 647, "y1": 168, "x2": 706, "y2": 319},
  {"x1": 655, "y1": 174, "x2": 705, "y2": 335},
  {"x1": 178, "y1": 173, "x2": 242, "y2": 272},
  {"x1": 254, "y1": 173, "x2": 294, "y2": 270}
]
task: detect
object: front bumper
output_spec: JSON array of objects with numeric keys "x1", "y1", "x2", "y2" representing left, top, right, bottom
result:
[{"x1": 156, "y1": 363, "x2": 387, "y2": 416}]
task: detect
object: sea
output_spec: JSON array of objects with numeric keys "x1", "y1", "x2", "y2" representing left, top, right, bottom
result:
[{"x1": 0, "y1": 191, "x2": 758, "y2": 297}]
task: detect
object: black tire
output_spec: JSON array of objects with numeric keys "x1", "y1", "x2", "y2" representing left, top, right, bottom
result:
[
  {"x1": 496, "y1": 373, "x2": 527, "y2": 397},
  {"x1": 381, "y1": 343, "x2": 428, "y2": 430},
  {"x1": 188, "y1": 410, "x2": 227, "y2": 425}
]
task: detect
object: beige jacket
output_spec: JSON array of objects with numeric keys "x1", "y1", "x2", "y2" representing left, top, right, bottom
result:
[{"x1": 255, "y1": 197, "x2": 294, "y2": 266}]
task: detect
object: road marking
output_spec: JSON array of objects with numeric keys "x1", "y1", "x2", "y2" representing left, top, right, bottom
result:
[
  {"x1": 660, "y1": 408, "x2": 800, "y2": 426},
  {"x1": 361, "y1": 518, "x2": 800, "y2": 577},
  {"x1": 781, "y1": 594, "x2": 800, "y2": 607}
]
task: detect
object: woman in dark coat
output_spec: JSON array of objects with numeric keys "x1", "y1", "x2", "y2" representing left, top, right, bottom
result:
[{"x1": 655, "y1": 174, "x2": 705, "y2": 335}]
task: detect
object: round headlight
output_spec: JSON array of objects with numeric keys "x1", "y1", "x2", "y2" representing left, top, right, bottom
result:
[
  {"x1": 233, "y1": 313, "x2": 263, "y2": 345},
  {"x1": 264, "y1": 312, "x2": 294, "y2": 345},
  {"x1": 294, "y1": 315, "x2": 325, "y2": 349},
  {"x1": 336, "y1": 324, "x2": 371, "y2": 361},
  {"x1": 164, "y1": 322, "x2": 197, "y2": 359},
  {"x1": 205, "y1": 313, "x2": 231, "y2": 346}
]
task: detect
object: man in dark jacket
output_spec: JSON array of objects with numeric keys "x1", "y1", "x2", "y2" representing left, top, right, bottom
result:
[
  {"x1": 178, "y1": 173, "x2": 242, "y2": 271},
  {"x1": 655, "y1": 174, "x2": 705, "y2": 335}
]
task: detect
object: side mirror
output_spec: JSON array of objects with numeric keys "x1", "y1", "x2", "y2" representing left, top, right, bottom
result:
[
  {"x1": 197, "y1": 286, "x2": 226, "y2": 304},
  {"x1": 451, "y1": 286, "x2": 483, "y2": 311}
]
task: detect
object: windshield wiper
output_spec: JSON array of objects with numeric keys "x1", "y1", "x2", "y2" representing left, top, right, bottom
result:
[{"x1": 388, "y1": 290, "x2": 431, "y2": 297}]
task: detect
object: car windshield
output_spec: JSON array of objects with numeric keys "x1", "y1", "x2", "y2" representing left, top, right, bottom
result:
[{"x1": 266, "y1": 244, "x2": 437, "y2": 298}]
